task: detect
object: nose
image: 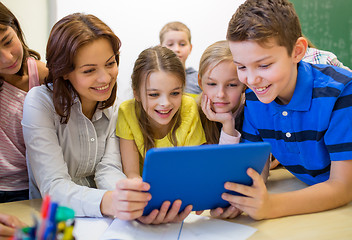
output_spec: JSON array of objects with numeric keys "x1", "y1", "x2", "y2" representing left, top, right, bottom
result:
[
  {"x1": 216, "y1": 86, "x2": 225, "y2": 98},
  {"x1": 97, "y1": 69, "x2": 111, "y2": 83},
  {"x1": 160, "y1": 95, "x2": 170, "y2": 107},
  {"x1": 171, "y1": 44, "x2": 180, "y2": 53},
  {"x1": 0, "y1": 49, "x2": 13, "y2": 64},
  {"x1": 246, "y1": 70, "x2": 261, "y2": 85}
]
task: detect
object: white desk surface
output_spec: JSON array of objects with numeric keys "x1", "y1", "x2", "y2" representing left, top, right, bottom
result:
[{"x1": 0, "y1": 167, "x2": 351, "y2": 240}]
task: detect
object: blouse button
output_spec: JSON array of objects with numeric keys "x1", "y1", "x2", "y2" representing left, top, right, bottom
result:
[
  {"x1": 90, "y1": 138, "x2": 95, "y2": 142},
  {"x1": 282, "y1": 111, "x2": 288, "y2": 116},
  {"x1": 286, "y1": 132, "x2": 291, "y2": 138}
]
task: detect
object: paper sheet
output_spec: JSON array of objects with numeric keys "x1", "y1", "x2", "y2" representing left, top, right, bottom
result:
[
  {"x1": 74, "y1": 217, "x2": 113, "y2": 240},
  {"x1": 100, "y1": 214, "x2": 256, "y2": 240}
]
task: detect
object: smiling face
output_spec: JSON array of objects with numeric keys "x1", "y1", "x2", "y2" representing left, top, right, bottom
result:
[
  {"x1": 229, "y1": 38, "x2": 301, "y2": 105},
  {"x1": 137, "y1": 70, "x2": 183, "y2": 134},
  {"x1": 161, "y1": 30, "x2": 192, "y2": 67},
  {"x1": 65, "y1": 38, "x2": 118, "y2": 114},
  {"x1": 200, "y1": 60, "x2": 244, "y2": 113},
  {"x1": 0, "y1": 26, "x2": 23, "y2": 76}
]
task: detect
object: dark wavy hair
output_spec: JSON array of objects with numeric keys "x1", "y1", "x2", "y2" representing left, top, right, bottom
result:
[
  {"x1": 131, "y1": 46, "x2": 185, "y2": 155},
  {"x1": 0, "y1": 2, "x2": 40, "y2": 90},
  {"x1": 45, "y1": 13, "x2": 121, "y2": 123}
]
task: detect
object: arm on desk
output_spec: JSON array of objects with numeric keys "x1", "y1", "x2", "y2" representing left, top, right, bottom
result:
[
  {"x1": 0, "y1": 213, "x2": 26, "y2": 237},
  {"x1": 221, "y1": 160, "x2": 352, "y2": 220}
]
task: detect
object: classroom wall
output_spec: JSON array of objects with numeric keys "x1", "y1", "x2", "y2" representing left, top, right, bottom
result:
[
  {"x1": 1, "y1": 0, "x2": 245, "y2": 102},
  {"x1": 54, "y1": 0, "x2": 245, "y2": 101},
  {"x1": 2, "y1": 0, "x2": 49, "y2": 61}
]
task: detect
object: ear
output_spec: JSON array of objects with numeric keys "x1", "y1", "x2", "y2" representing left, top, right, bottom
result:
[
  {"x1": 198, "y1": 74, "x2": 203, "y2": 90},
  {"x1": 190, "y1": 43, "x2": 193, "y2": 53},
  {"x1": 63, "y1": 74, "x2": 69, "y2": 81},
  {"x1": 292, "y1": 37, "x2": 308, "y2": 63}
]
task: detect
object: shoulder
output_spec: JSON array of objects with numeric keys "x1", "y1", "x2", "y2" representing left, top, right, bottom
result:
[
  {"x1": 119, "y1": 98, "x2": 135, "y2": 111},
  {"x1": 185, "y1": 67, "x2": 198, "y2": 75},
  {"x1": 33, "y1": 60, "x2": 48, "y2": 84},
  {"x1": 307, "y1": 62, "x2": 352, "y2": 89},
  {"x1": 26, "y1": 84, "x2": 51, "y2": 99},
  {"x1": 181, "y1": 94, "x2": 197, "y2": 110},
  {"x1": 180, "y1": 95, "x2": 200, "y2": 123}
]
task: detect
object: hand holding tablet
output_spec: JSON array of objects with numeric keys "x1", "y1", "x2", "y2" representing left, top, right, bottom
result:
[{"x1": 142, "y1": 142, "x2": 271, "y2": 215}]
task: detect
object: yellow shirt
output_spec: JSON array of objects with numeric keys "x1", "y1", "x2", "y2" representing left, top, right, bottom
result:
[{"x1": 116, "y1": 95, "x2": 206, "y2": 168}]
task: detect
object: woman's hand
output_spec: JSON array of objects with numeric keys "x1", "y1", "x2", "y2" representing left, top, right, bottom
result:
[{"x1": 0, "y1": 213, "x2": 26, "y2": 237}]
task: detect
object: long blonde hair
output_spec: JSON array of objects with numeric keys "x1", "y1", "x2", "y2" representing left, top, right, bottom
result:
[
  {"x1": 131, "y1": 46, "x2": 186, "y2": 154},
  {"x1": 198, "y1": 40, "x2": 245, "y2": 144}
]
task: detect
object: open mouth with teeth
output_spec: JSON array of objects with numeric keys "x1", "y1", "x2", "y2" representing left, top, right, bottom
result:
[
  {"x1": 92, "y1": 84, "x2": 110, "y2": 91},
  {"x1": 255, "y1": 85, "x2": 270, "y2": 93},
  {"x1": 155, "y1": 109, "x2": 172, "y2": 115}
]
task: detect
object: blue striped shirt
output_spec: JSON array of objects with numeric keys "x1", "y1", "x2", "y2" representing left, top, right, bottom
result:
[{"x1": 242, "y1": 61, "x2": 352, "y2": 185}]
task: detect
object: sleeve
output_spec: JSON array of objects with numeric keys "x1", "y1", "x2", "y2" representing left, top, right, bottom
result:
[
  {"x1": 95, "y1": 101, "x2": 126, "y2": 190},
  {"x1": 116, "y1": 100, "x2": 134, "y2": 140},
  {"x1": 219, "y1": 128, "x2": 241, "y2": 145},
  {"x1": 325, "y1": 81, "x2": 352, "y2": 161},
  {"x1": 182, "y1": 96, "x2": 207, "y2": 146},
  {"x1": 22, "y1": 87, "x2": 109, "y2": 217}
]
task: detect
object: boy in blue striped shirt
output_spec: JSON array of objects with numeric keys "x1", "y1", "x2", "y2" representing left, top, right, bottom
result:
[{"x1": 219, "y1": 0, "x2": 352, "y2": 220}]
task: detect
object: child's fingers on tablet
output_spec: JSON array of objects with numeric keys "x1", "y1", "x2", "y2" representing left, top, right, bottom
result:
[
  {"x1": 224, "y1": 182, "x2": 255, "y2": 198},
  {"x1": 150, "y1": 201, "x2": 172, "y2": 224},
  {"x1": 137, "y1": 209, "x2": 160, "y2": 224},
  {"x1": 175, "y1": 204, "x2": 193, "y2": 222},
  {"x1": 162, "y1": 200, "x2": 182, "y2": 223}
]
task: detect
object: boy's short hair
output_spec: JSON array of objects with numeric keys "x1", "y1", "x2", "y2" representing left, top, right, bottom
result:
[
  {"x1": 159, "y1": 21, "x2": 192, "y2": 44},
  {"x1": 227, "y1": 0, "x2": 302, "y2": 56}
]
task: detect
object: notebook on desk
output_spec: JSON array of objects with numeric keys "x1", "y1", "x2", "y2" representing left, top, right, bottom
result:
[{"x1": 142, "y1": 142, "x2": 271, "y2": 215}]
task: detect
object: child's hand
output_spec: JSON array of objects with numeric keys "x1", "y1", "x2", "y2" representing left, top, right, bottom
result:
[
  {"x1": 0, "y1": 213, "x2": 26, "y2": 237},
  {"x1": 201, "y1": 94, "x2": 236, "y2": 136},
  {"x1": 137, "y1": 200, "x2": 193, "y2": 224},
  {"x1": 221, "y1": 168, "x2": 272, "y2": 220},
  {"x1": 201, "y1": 94, "x2": 233, "y2": 125},
  {"x1": 209, "y1": 206, "x2": 242, "y2": 219}
]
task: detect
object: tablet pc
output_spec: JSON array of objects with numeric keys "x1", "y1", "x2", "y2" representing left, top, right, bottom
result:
[{"x1": 142, "y1": 142, "x2": 271, "y2": 215}]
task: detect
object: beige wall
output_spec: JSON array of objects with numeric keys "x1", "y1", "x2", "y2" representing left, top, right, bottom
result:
[{"x1": 2, "y1": 0, "x2": 49, "y2": 61}]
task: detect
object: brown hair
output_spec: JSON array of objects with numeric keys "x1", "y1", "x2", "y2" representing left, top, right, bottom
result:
[
  {"x1": 0, "y1": 2, "x2": 40, "y2": 89},
  {"x1": 45, "y1": 13, "x2": 121, "y2": 123},
  {"x1": 227, "y1": 0, "x2": 302, "y2": 56},
  {"x1": 131, "y1": 46, "x2": 185, "y2": 155},
  {"x1": 198, "y1": 40, "x2": 245, "y2": 144},
  {"x1": 159, "y1": 21, "x2": 191, "y2": 44}
]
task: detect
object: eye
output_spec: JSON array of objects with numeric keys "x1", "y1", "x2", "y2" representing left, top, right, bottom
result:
[
  {"x1": 83, "y1": 68, "x2": 95, "y2": 74},
  {"x1": 228, "y1": 83, "x2": 238, "y2": 87},
  {"x1": 106, "y1": 61, "x2": 116, "y2": 67},
  {"x1": 206, "y1": 82, "x2": 216, "y2": 86},
  {"x1": 237, "y1": 66, "x2": 246, "y2": 70},
  {"x1": 259, "y1": 63, "x2": 271, "y2": 68},
  {"x1": 148, "y1": 93, "x2": 159, "y2": 97},
  {"x1": 4, "y1": 38, "x2": 12, "y2": 46},
  {"x1": 171, "y1": 91, "x2": 181, "y2": 96}
]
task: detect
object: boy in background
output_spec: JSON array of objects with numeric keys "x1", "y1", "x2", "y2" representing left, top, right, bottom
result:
[
  {"x1": 160, "y1": 21, "x2": 202, "y2": 95},
  {"x1": 217, "y1": 0, "x2": 352, "y2": 220}
]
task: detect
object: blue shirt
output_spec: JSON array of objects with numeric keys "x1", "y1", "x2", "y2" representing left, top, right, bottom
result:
[{"x1": 242, "y1": 61, "x2": 352, "y2": 185}]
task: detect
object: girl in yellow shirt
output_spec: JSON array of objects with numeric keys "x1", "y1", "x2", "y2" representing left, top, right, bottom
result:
[{"x1": 116, "y1": 46, "x2": 206, "y2": 179}]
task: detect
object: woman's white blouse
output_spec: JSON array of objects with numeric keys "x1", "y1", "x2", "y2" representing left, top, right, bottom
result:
[{"x1": 22, "y1": 85, "x2": 125, "y2": 217}]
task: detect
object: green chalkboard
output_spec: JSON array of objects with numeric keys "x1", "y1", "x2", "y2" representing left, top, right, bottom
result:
[{"x1": 290, "y1": 0, "x2": 352, "y2": 69}]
